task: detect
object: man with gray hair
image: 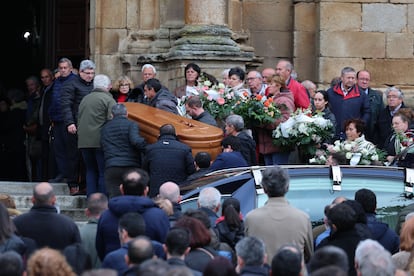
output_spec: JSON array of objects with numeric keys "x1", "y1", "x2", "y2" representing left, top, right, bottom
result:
[
  {"x1": 131, "y1": 63, "x2": 158, "y2": 98},
  {"x1": 197, "y1": 186, "x2": 221, "y2": 227},
  {"x1": 159, "y1": 181, "x2": 183, "y2": 226},
  {"x1": 101, "y1": 103, "x2": 147, "y2": 198},
  {"x1": 77, "y1": 74, "x2": 116, "y2": 197},
  {"x1": 377, "y1": 86, "x2": 406, "y2": 150},
  {"x1": 354, "y1": 239, "x2": 396, "y2": 276},
  {"x1": 57, "y1": 59, "x2": 96, "y2": 194},
  {"x1": 245, "y1": 167, "x2": 313, "y2": 263},
  {"x1": 327, "y1": 66, "x2": 370, "y2": 140},
  {"x1": 246, "y1": 70, "x2": 267, "y2": 96},
  {"x1": 235, "y1": 236, "x2": 269, "y2": 275},
  {"x1": 225, "y1": 114, "x2": 257, "y2": 166}
]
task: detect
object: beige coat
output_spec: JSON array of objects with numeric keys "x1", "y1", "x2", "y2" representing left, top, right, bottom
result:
[{"x1": 244, "y1": 197, "x2": 314, "y2": 262}]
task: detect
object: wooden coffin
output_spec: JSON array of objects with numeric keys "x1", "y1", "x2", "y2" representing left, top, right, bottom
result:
[{"x1": 124, "y1": 102, "x2": 224, "y2": 160}]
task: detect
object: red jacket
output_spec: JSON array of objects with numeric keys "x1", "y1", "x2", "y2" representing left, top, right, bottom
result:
[{"x1": 286, "y1": 77, "x2": 310, "y2": 110}]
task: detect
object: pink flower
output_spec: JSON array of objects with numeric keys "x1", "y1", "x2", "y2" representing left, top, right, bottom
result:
[
  {"x1": 217, "y1": 98, "x2": 225, "y2": 105},
  {"x1": 207, "y1": 95, "x2": 213, "y2": 101}
]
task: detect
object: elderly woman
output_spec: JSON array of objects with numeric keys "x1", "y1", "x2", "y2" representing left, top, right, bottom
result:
[
  {"x1": 111, "y1": 75, "x2": 138, "y2": 103},
  {"x1": 383, "y1": 108, "x2": 414, "y2": 166},
  {"x1": 328, "y1": 118, "x2": 378, "y2": 165}
]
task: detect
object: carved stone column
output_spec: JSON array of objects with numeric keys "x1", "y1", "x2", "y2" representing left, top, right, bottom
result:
[{"x1": 168, "y1": 0, "x2": 254, "y2": 58}]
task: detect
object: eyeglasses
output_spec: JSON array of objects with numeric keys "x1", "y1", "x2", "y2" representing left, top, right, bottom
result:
[
  {"x1": 81, "y1": 71, "x2": 95, "y2": 75},
  {"x1": 120, "y1": 84, "x2": 129, "y2": 87}
]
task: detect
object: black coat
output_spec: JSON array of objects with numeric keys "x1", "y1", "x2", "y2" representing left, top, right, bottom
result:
[
  {"x1": 13, "y1": 205, "x2": 81, "y2": 250},
  {"x1": 143, "y1": 134, "x2": 196, "y2": 198},
  {"x1": 101, "y1": 116, "x2": 146, "y2": 168}
]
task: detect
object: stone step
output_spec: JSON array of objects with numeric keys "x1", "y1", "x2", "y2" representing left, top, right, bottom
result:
[
  {"x1": 0, "y1": 181, "x2": 88, "y2": 222},
  {"x1": 0, "y1": 181, "x2": 71, "y2": 195}
]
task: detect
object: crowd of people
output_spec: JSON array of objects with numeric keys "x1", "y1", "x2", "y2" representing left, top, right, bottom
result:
[
  {"x1": 1, "y1": 58, "x2": 414, "y2": 275},
  {"x1": 0, "y1": 166, "x2": 412, "y2": 275}
]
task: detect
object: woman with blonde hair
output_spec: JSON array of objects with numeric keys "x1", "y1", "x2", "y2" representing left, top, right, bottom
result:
[
  {"x1": 111, "y1": 75, "x2": 142, "y2": 103},
  {"x1": 26, "y1": 247, "x2": 76, "y2": 276}
]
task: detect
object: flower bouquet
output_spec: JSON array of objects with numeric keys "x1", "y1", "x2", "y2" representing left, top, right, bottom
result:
[
  {"x1": 233, "y1": 94, "x2": 282, "y2": 128},
  {"x1": 272, "y1": 109, "x2": 334, "y2": 158},
  {"x1": 394, "y1": 130, "x2": 414, "y2": 154},
  {"x1": 312, "y1": 139, "x2": 387, "y2": 165}
]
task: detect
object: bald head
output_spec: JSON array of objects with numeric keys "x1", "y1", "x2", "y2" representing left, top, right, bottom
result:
[
  {"x1": 159, "y1": 182, "x2": 181, "y2": 203},
  {"x1": 33, "y1": 182, "x2": 55, "y2": 206}
]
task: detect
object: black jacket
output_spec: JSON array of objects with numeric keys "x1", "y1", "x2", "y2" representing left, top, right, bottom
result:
[
  {"x1": 143, "y1": 134, "x2": 196, "y2": 198},
  {"x1": 13, "y1": 205, "x2": 81, "y2": 250},
  {"x1": 101, "y1": 116, "x2": 147, "y2": 168},
  {"x1": 60, "y1": 75, "x2": 94, "y2": 127},
  {"x1": 237, "y1": 131, "x2": 257, "y2": 166}
]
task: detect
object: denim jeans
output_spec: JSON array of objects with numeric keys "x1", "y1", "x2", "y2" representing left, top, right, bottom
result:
[{"x1": 81, "y1": 148, "x2": 106, "y2": 197}]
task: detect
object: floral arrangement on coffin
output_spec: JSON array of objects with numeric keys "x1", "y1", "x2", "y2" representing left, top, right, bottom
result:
[
  {"x1": 309, "y1": 140, "x2": 387, "y2": 165},
  {"x1": 177, "y1": 73, "x2": 239, "y2": 122},
  {"x1": 233, "y1": 94, "x2": 282, "y2": 128},
  {"x1": 272, "y1": 109, "x2": 334, "y2": 157}
]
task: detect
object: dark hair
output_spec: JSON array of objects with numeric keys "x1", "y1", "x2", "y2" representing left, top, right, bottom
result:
[
  {"x1": 186, "y1": 95, "x2": 203, "y2": 108},
  {"x1": 165, "y1": 227, "x2": 190, "y2": 256},
  {"x1": 327, "y1": 202, "x2": 356, "y2": 231},
  {"x1": 228, "y1": 67, "x2": 245, "y2": 81},
  {"x1": 0, "y1": 251, "x2": 24, "y2": 276},
  {"x1": 221, "y1": 135, "x2": 242, "y2": 152},
  {"x1": 121, "y1": 168, "x2": 150, "y2": 196},
  {"x1": 127, "y1": 236, "x2": 154, "y2": 264},
  {"x1": 272, "y1": 244, "x2": 303, "y2": 276},
  {"x1": 308, "y1": 246, "x2": 349, "y2": 273},
  {"x1": 175, "y1": 215, "x2": 211, "y2": 248},
  {"x1": 144, "y1": 78, "x2": 162, "y2": 92},
  {"x1": 0, "y1": 203, "x2": 14, "y2": 243},
  {"x1": 354, "y1": 188, "x2": 377, "y2": 213},
  {"x1": 159, "y1": 124, "x2": 176, "y2": 136},
  {"x1": 329, "y1": 152, "x2": 347, "y2": 165},
  {"x1": 342, "y1": 199, "x2": 367, "y2": 224},
  {"x1": 221, "y1": 197, "x2": 241, "y2": 229},
  {"x1": 203, "y1": 256, "x2": 238, "y2": 276},
  {"x1": 184, "y1": 208, "x2": 211, "y2": 229},
  {"x1": 195, "y1": 152, "x2": 211, "y2": 169},
  {"x1": 63, "y1": 243, "x2": 92, "y2": 275},
  {"x1": 344, "y1": 118, "x2": 365, "y2": 136},
  {"x1": 315, "y1": 89, "x2": 328, "y2": 102},
  {"x1": 119, "y1": 212, "x2": 146, "y2": 237},
  {"x1": 184, "y1": 63, "x2": 201, "y2": 80}
]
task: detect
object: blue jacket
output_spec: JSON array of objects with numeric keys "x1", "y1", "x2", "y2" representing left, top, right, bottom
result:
[
  {"x1": 102, "y1": 241, "x2": 165, "y2": 275},
  {"x1": 366, "y1": 213, "x2": 400, "y2": 254},
  {"x1": 209, "y1": 151, "x2": 248, "y2": 172},
  {"x1": 101, "y1": 116, "x2": 146, "y2": 168},
  {"x1": 48, "y1": 73, "x2": 76, "y2": 122},
  {"x1": 327, "y1": 83, "x2": 370, "y2": 140},
  {"x1": 95, "y1": 195, "x2": 170, "y2": 260},
  {"x1": 143, "y1": 134, "x2": 196, "y2": 198}
]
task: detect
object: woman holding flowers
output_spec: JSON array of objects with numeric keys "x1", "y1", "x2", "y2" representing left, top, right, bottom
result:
[
  {"x1": 256, "y1": 75, "x2": 294, "y2": 165},
  {"x1": 383, "y1": 108, "x2": 414, "y2": 166},
  {"x1": 313, "y1": 90, "x2": 336, "y2": 145},
  {"x1": 327, "y1": 118, "x2": 380, "y2": 165}
]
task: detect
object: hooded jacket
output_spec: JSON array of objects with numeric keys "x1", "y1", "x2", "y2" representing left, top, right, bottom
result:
[{"x1": 95, "y1": 195, "x2": 170, "y2": 260}]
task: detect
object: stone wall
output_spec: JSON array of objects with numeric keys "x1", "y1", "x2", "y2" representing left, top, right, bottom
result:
[{"x1": 90, "y1": 0, "x2": 414, "y2": 106}]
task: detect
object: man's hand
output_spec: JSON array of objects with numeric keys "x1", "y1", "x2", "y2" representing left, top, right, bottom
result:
[{"x1": 67, "y1": 124, "x2": 77, "y2": 134}]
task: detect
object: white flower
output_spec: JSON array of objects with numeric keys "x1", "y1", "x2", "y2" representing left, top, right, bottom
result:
[
  {"x1": 280, "y1": 117, "x2": 296, "y2": 138},
  {"x1": 371, "y1": 154, "x2": 379, "y2": 161},
  {"x1": 203, "y1": 80, "x2": 212, "y2": 87},
  {"x1": 344, "y1": 143, "x2": 353, "y2": 151},
  {"x1": 346, "y1": 152, "x2": 353, "y2": 159}
]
